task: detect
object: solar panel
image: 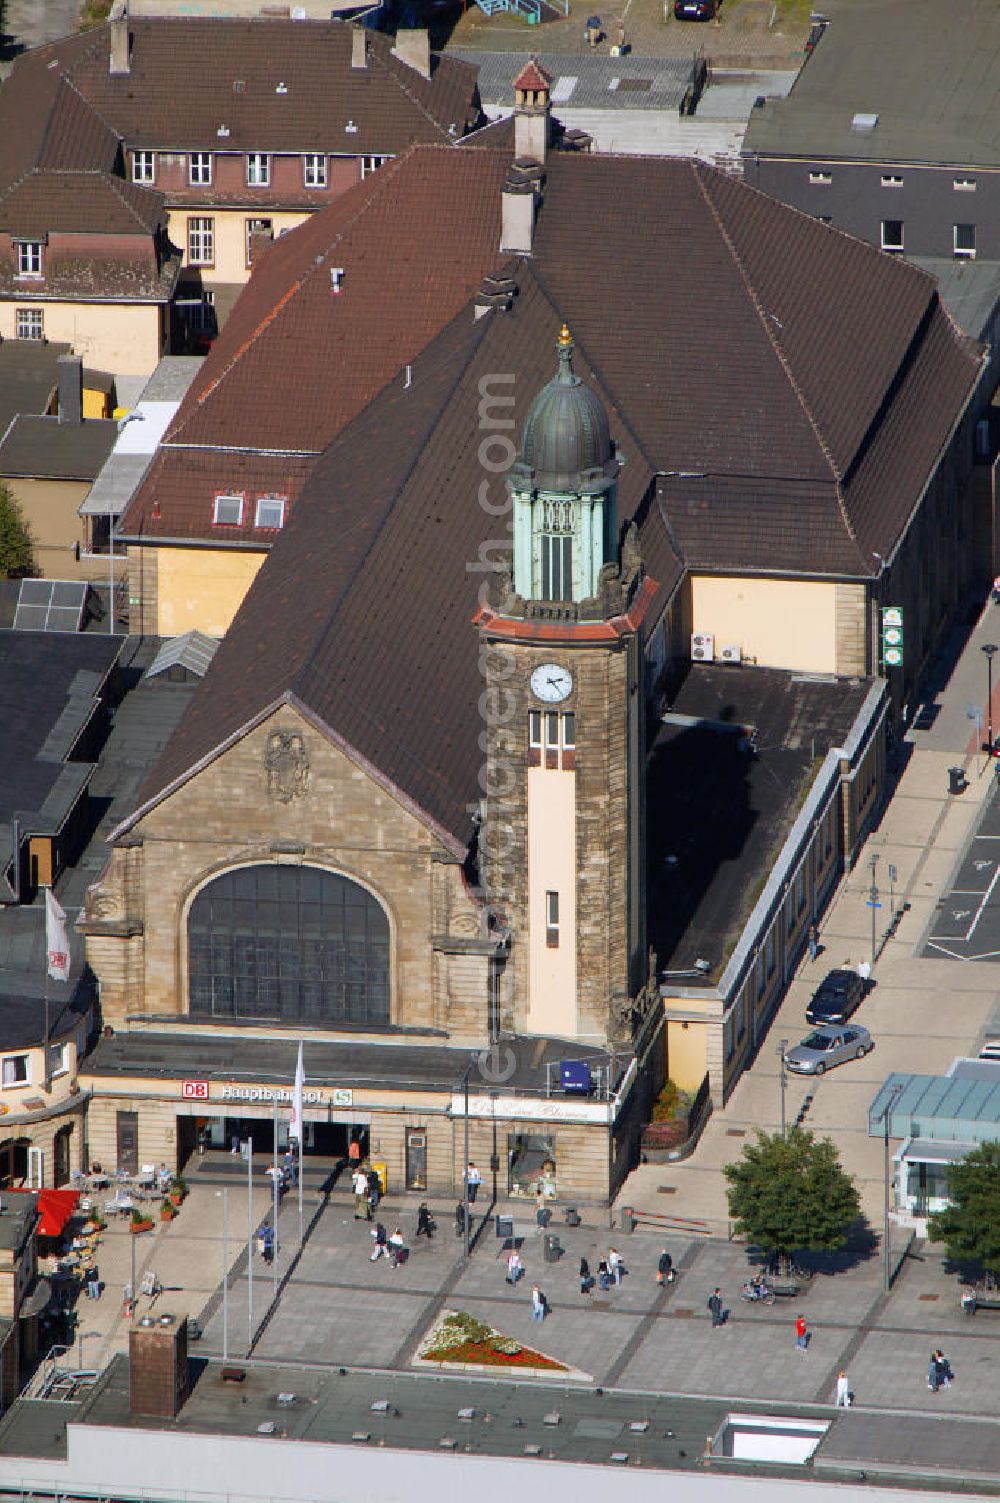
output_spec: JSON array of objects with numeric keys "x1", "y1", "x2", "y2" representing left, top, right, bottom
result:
[{"x1": 13, "y1": 578, "x2": 88, "y2": 633}]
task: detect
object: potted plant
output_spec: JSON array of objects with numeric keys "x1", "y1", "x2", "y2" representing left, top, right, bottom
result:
[
  {"x1": 130, "y1": 1208, "x2": 154, "y2": 1234},
  {"x1": 169, "y1": 1177, "x2": 187, "y2": 1206},
  {"x1": 159, "y1": 1199, "x2": 176, "y2": 1223}
]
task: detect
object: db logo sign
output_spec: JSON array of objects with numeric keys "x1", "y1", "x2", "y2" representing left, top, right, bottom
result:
[{"x1": 182, "y1": 1080, "x2": 209, "y2": 1100}]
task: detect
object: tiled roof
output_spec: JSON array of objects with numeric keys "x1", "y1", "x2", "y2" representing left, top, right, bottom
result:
[
  {"x1": 20, "y1": 17, "x2": 480, "y2": 158},
  {"x1": 0, "y1": 172, "x2": 164, "y2": 236},
  {"x1": 0, "y1": 30, "x2": 100, "y2": 194},
  {"x1": 37, "y1": 80, "x2": 121, "y2": 175},
  {"x1": 0, "y1": 240, "x2": 181, "y2": 303},
  {"x1": 118, "y1": 449, "x2": 316, "y2": 544},
  {"x1": 513, "y1": 59, "x2": 554, "y2": 92},
  {"x1": 120, "y1": 275, "x2": 672, "y2": 846}
]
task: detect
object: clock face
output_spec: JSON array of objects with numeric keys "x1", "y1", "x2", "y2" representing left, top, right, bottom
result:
[{"x1": 530, "y1": 663, "x2": 573, "y2": 703}]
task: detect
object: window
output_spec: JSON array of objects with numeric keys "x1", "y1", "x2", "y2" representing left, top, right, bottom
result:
[
  {"x1": 303, "y1": 153, "x2": 327, "y2": 188},
  {"x1": 808, "y1": 170, "x2": 832, "y2": 185},
  {"x1": 528, "y1": 711, "x2": 542, "y2": 748},
  {"x1": 881, "y1": 219, "x2": 904, "y2": 252},
  {"x1": 46, "y1": 1042, "x2": 67, "y2": 1079},
  {"x1": 131, "y1": 150, "x2": 155, "y2": 184},
  {"x1": 954, "y1": 177, "x2": 977, "y2": 192},
  {"x1": 361, "y1": 155, "x2": 387, "y2": 178},
  {"x1": 545, "y1": 712, "x2": 559, "y2": 752},
  {"x1": 562, "y1": 712, "x2": 575, "y2": 749},
  {"x1": 254, "y1": 494, "x2": 286, "y2": 530},
  {"x1": 189, "y1": 152, "x2": 213, "y2": 186},
  {"x1": 816, "y1": 214, "x2": 832, "y2": 224},
  {"x1": 185, "y1": 289, "x2": 215, "y2": 335},
  {"x1": 213, "y1": 493, "x2": 244, "y2": 526},
  {"x1": 245, "y1": 216, "x2": 273, "y2": 267},
  {"x1": 187, "y1": 217, "x2": 214, "y2": 266},
  {"x1": 246, "y1": 152, "x2": 270, "y2": 186},
  {"x1": 15, "y1": 241, "x2": 42, "y2": 278},
  {"x1": 954, "y1": 223, "x2": 977, "y2": 259},
  {"x1": 188, "y1": 864, "x2": 390, "y2": 1024},
  {"x1": 15, "y1": 308, "x2": 43, "y2": 340},
  {"x1": 545, "y1": 890, "x2": 559, "y2": 948},
  {"x1": 541, "y1": 534, "x2": 572, "y2": 601},
  {"x1": 880, "y1": 174, "x2": 903, "y2": 187},
  {"x1": 2, "y1": 1055, "x2": 28, "y2": 1088}
]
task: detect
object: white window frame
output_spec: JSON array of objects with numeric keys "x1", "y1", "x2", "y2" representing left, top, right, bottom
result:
[
  {"x1": 15, "y1": 240, "x2": 43, "y2": 278},
  {"x1": 361, "y1": 155, "x2": 387, "y2": 179},
  {"x1": 954, "y1": 222, "x2": 977, "y2": 259},
  {"x1": 880, "y1": 218, "x2": 904, "y2": 252},
  {"x1": 880, "y1": 174, "x2": 903, "y2": 187},
  {"x1": 15, "y1": 308, "x2": 43, "y2": 340},
  {"x1": 562, "y1": 711, "x2": 575, "y2": 749},
  {"x1": 244, "y1": 216, "x2": 273, "y2": 268},
  {"x1": 46, "y1": 1042, "x2": 67, "y2": 1079},
  {"x1": 808, "y1": 170, "x2": 832, "y2": 185},
  {"x1": 303, "y1": 153, "x2": 327, "y2": 188},
  {"x1": 954, "y1": 177, "x2": 977, "y2": 192},
  {"x1": 131, "y1": 150, "x2": 155, "y2": 184},
  {"x1": 185, "y1": 289, "x2": 215, "y2": 334},
  {"x1": 2, "y1": 1054, "x2": 29, "y2": 1088},
  {"x1": 528, "y1": 711, "x2": 542, "y2": 748},
  {"x1": 213, "y1": 492, "x2": 244, "y2": 526},
  {"x1": 189, "y1": 152, "x2": 213, "y2": 186},
  {"x1": 187, "y1": 217, "x2": 214, "y2": 266},
  {"x1": 254, "y1": 494, "x2": 286, "y2": 530},
  {"x1": 246, "y1": 152, "x2": 270, "y2": 187}
]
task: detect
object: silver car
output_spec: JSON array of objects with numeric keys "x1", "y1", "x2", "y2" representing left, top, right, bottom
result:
[{"x1": 784, "y1": 1024, "x2": 873, "y2": 1075}]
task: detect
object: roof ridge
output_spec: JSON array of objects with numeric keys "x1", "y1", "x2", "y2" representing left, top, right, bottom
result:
[
  {"x1": 692, "y1": 161, "x2": 857, "y2": 540},
  {"x1": 103, "y1": 172, "x2": 162, "y2": 229},
  {"x1": 371, "y1": 41, "x2": 452, "y2": 140},
  {"x1": 60, "y1": 73, "x2": 124, "y2": 152}
]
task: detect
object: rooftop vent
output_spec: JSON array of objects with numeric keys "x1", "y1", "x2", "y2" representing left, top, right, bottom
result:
[
  {"x1": 345, "y1": 119, "x2": 358, "y2": 134},
  {"x1": 217, "y1": 125, "x2": 230, "y2": 137},
  {"x1": 851, "y1": 112, "x2": 878, "y2": 132},
  {"x1": 276, "y1": 82, "x2": 288, "y2": 94},
  {"x1": 330, "y1": 267, "x2": 344, "y2": 294}
]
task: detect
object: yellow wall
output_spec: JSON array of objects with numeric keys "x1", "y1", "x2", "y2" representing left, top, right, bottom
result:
[
  {"x1": 169, "y1": 208, "x2": 310, "y2": 286},
  {"x1": 83, "y1": 386, "x2": 112, "y2": 419},
  {"x1": 691, "y1": 575, "x2": 838, "y2": 673},
  {"x1": 4, "y1": 477, "x2": 89, "y2": 578},
  {"x1": 666, "y1": 1018, "x2": 708, "y2": 1092},
  {"x1": 526, "y1": 764, "x2": 577, "y2": 1036},
  {"x1": 155, "y1": 546, "x2": 266, "y2": 636},
  {"x1": 0, "y1": 304, "x2": 163, "y2": 377}
]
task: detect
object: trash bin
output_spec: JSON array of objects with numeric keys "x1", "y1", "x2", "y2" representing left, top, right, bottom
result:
[
  {"x1": 948, "y1": 766, "x2": 967, "y2": 795},
  {"x1": 543, "y1": 1232, "x2": 562, "y2": 1263},
  {"x1": 371, "y1": 1161, "x2": 387, "y2": 1194},
  {"x1": 563, "y1": 1206, "x2": 581, "y2": 1227},
  {"x1": 495, "y1": 1214, "x2": 514, "y2": 1239},
  {"x1": 620, "y1": 1206, "x2": 636, "y2": 1234}
]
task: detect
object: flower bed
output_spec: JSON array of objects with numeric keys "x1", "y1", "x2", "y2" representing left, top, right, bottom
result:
[{"x1": 420, "y1": 1311, "x2": 567, "y2": 1373}]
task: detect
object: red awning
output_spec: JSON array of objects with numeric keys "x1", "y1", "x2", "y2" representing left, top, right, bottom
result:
[{"x1": 9, "y1": 1189, "x2": 80, "y2": 1238}]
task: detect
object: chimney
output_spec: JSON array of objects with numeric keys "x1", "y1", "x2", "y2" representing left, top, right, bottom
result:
[
  {"x1": 129, "y1": 1313, "x2": 189, "y2": 1419},
  {"x1": 392, "y1": 27, "x2": 431, "y2": 82},
  {"x1": 351, "y1": 25, "x2": 367, "y2": 70},
  {"x1": 109, "y1": 0, "x2": 130, "y2": 75},
  {"x1": 512, "y1": 59, "x2": 552, "y2": 168},
  {"x1": 500, "y1": 163, "x2": 542, "y2": 256},
  {"x1": 57, "y1": 356, "x2": 83, "y2": 426}
]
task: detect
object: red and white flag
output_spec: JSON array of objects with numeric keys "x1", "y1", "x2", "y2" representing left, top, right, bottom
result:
[
  {"x1": 45, "y1": 890, "x2": 70, "y2": 982},
  {"x1": 290, "y1": 1041, "x2": 304, "y2": 1143}
]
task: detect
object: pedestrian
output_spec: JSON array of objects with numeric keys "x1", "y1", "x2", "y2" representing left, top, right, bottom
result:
[
  {"x1": 370, "y1": 1222, "x2": 387, "y2": 1261},
  {"x1": 353, "y1": 1168, "x2": 371, "y2": 1220},
  {"x1": 86, "y1": 1267, "x2": 101, "y2": 1301},
  {"x1": 934, "y1": 1349, "x2": 954, "y2": 1387},
  {"x1": 535, "y1": 1184, "x2": 550, "y2": 1228},
  {"x1": 347, "y1": 1137, "x2": 362, "y2": 1168},
  {"x1": 464, "y1": 1162, "x2": 482, "y2": 1204},
  {"x1": 597, "y1": 1258, "x2": 611, "y2": 1291},
  {"x1": 506, "y1": 1249, "x2": 523, "y2": 1285},
  {"x1": 388, "y1": 1227, "x2": 406, "y2": 1267},
  {"x1": 708, "y1": 1287, "x2": 724, "y2": 1328},
  {"x1": 230, "y1": 1135, "x2": 240, "y2": 1156},
  {"x1": 367, "y1": 1167, "x2": 381, "y2": 1212},
  {"x1": 927, "y1": 1352, "x2": 940, "y2": 1392},
  {"x1": 857, "y1": 958, "x2": 871, "y2": 989},
  {"x1": 656, "y1": 1248, "x2": 675, "y2": 1285},
  {"x1": 608, "y1": 1246, "x2": 623, "y2": 1285},
  {"x1": 283, "y1": 1147, "x2": 297, "y2": 1186},
  {"x1": 157, "y1": 1163, "x2": 172, "y2": 1193},
  {"x1": 795, "y1": 1313, "x2": 809, "y2": 1352},
  {"x1": 808, "y1": 923, "x2": 819, "y2": 962},
  {"x1": 454, "y1": 1201, "x2": 468, "y2": 1240},
  {"x1": 835, "y1": 1371, "x2": 851, "y2": 1407},
  {"x1": 530, "y1": 1283, "x2": 546, "y2": 1322},
  {"x1": 579, "y1": 1257, "x2": 592, "y2": 1295},
  {"x1": 416, "y1": 1203, "x2": 434, "y2": 1239}
]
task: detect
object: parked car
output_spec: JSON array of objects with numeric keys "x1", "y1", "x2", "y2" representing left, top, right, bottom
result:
[
  {"x1": 805, "y1": 967, "x2": 865, "y2": 1025},
  {"x1": 674, "y1": 0, "x2": 717, "y2": 18},
  {"x1": 784, "y1": 1024, "x2": 873, "y2": 1075}
]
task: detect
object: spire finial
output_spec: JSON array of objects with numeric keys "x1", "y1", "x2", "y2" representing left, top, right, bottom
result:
[{"x1": 557, "y1": 324, "x2": 575, "y2": 382}]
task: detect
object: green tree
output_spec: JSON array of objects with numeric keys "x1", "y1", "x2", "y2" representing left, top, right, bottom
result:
[
  {"x1": 724, "y1": 1128, "x2": 861, "y2": 1270},
  {"x1": 0, "y1": 481, "x2": 35, "y2": 579},
  {"x1": 928, "y1": 1140, "x2": 1000, "y2": 1286}
]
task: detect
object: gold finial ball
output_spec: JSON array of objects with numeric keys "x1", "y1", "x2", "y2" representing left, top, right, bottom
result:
[{"x1": 558, "y1": 324, "x2": 572, "y2": 346}]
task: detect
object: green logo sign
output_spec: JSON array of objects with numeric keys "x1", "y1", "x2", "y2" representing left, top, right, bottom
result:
[{"x1": 881, "y1": 606, "x2": 904, "y2": 669}]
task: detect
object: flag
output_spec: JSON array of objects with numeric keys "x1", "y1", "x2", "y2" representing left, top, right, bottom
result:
[
  {"x1": 290, "y1": 1041, "x2": 304, "y2": 1143},
  {"x1": 45, "y1": 890, "x2": 70, "y2": 982}
]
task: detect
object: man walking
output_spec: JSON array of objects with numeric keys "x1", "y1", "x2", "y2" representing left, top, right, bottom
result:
[
  {"x1": 928, "y1": 1352, "x2": 940, "y2": 1392},
  {"x1": 795, "y1": 1313, "x2": 809, "y2": 1353},
  {"x1": 708, "y1": 1288, "x2": 723, "y2": 1328},
  {"x1": 608, "y1": 1247, "x2": 623, "y2": 1285},
  {"x1": 531, "y1": 1284, "x2": 546, "y2": 1322},
  {"x1": 835, "y1": 1371, "x2": 851, "y2": 1407},
  {"x1": 464, "y1": 1162, "x2": 483, "y2": 1204}
]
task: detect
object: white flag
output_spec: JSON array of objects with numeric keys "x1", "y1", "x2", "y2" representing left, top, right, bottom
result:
[
  {"x1": 290, "y1": 1041, "x2": 304, "y2": 1143},
  {"x1": 45, "y1": 890, "x2": 70, "y2": 982}
]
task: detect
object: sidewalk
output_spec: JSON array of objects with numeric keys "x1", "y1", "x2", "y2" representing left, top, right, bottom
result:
[{"x1": 616, "y1": 596, "x2": 1000, "y2": 1234}]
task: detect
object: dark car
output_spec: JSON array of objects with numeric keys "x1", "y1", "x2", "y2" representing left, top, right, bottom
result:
[
  {"x1": 805, "y1": 967, "x2": 865, "y2": 1026},
  {"x1": 674, "y1": 0, "x2": 717, "y2": 18}
]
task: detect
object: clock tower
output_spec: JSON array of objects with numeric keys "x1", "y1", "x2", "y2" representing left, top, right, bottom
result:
[{"x1": 475, "y1": 327, "x2": 657, "y2": 1047}]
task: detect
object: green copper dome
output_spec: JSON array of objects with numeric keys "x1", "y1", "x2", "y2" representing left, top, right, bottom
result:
[{"x1": 513, "y1": 326, "x2": 617, "y2": 494}]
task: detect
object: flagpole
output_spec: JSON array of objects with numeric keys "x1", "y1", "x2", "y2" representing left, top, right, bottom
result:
[
  {"x1": 272, "y1": 1096, "x2": 279, "y2": 1300},
  {"x1": 246, "y1": 1133, "x2": 253, "y2": 1353}
]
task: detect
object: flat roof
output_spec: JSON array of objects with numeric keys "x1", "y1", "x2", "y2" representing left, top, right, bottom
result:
[
  {"x1": 870, "y1": 1060, "x2": 1000, "y2": 1140},
  {"x1": 0, "y1": 341, "x2": 70, "y2": 441},
  {"x1": 911, "y1": 257, "x2": 1000, "y2": 343},
  {"x1": 82, "y1": 357, "x2": 202, "y2": 518},
  {"x1": 0, "y1": 415, "x2": 117, "y2": 482},
  {"x1": 647, "y1": 664, "x2": 871, "y2": 982},
  {"x1": 743, "y1": 0, "x2": 1000, "y2": 167}
]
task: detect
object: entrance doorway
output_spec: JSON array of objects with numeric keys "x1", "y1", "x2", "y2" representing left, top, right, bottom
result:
[
  {"x1": 0, "y1": 1139, "x2": 29, "y2": 1188},
  {"x1": 116, "y1": 1111, "x2": 139, "y2": 1175},
  {"x1": 405, "y1": 1128, "x2": 427, "y2": 1191},
  {"x1": 53, "y1": 1124, "x2": 73, "y2": 1187},
  {"x1": 198, "y1": 1118, "x2": 350, "y2": 1158}
]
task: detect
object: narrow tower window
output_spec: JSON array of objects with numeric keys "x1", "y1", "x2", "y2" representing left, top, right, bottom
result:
[{"x1": 545, "y1": 890, "x2": 560, "y2": 948}]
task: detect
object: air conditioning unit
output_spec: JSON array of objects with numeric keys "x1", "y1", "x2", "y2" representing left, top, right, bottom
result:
[
  {"x1": 720, "y1": 643, "x2": 742, "y2": 665},
  {"x1": 691, "y1": 632, "x2": 714, "y2": 662}
]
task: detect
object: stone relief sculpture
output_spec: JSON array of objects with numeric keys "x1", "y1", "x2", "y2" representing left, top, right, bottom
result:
[{"x1": 264, "y1": 730, "x2": 310, "y2": 804}]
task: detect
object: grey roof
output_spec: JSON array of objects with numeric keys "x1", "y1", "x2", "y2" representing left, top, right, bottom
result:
[
  {"x1": 146, "y1": 630, "x2": 219, "y2": 680},
  {"x1": 514, "y1": 331, "x2": 616, "y2": 493},
  {"x1": 869, "y1": 1059, "x2": 1000, "y2": 1141},
  {"x1": 743, "y1": 0, "x2": 1000, "y2": 167},
  {"x1": 911, "y1": 256, "x2": 1000, "y2": 342},
  {"x1": 454, "y1": 49, "x2": 690, "y2": 112},
  {"x1": 0, "y1": 341, "x2": 70, "y2": 444},
  {"x1": 79, "y1": 357, "x2": 203, "y2": 518},
  {"x1": 133, "y1": 355, "x2": 204, "y2": 404},
  {"x1": 0, "y1": 415, "x2": 117, "y2": 481}
]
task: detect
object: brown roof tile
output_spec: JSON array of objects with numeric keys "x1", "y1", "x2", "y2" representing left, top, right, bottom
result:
[
  {"x1": 119, "y1": 450, "x2": 315, "y2": 544},
  {"x1": 0, "y1": 172, "x2": 164, "y2": 236},
  {"x1": 37, "y1": 80, "x2": 121, "y2": 174}
]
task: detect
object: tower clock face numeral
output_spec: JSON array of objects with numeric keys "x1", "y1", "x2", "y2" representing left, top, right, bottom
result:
[{"x1": 530, "y1": 663, "x2": 573, "y2": 703}]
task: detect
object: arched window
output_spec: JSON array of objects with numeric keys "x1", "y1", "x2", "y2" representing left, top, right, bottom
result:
[{"x1": 188, "y1": 865, "x2": 389, "y2": 1026}]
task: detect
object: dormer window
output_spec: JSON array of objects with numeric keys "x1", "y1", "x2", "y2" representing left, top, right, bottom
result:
[
  {"x1": 254, "y1": 494, "x2": 286, "y2": 529},
  {"x1": 15, "y1": 240, "x2": 43, "y2": 278},
  {"x1": 131, "y1": 150, "x2": 155, "y2": 184},
  {"x1": 213, "y1": 492, "x2": 244, "y2": 526},
  {"x1": 361, "y1": 155, "x2": 387, "y2": 179},
  {"x1": 190, "y1": 152, "x2": 213, "y2": 186},
  {"x1": 303, "y1": 153, "x2": 327, "y2": 188},
  {"x1": 246, "y1": 152, "x2": 270, "y2": 187}
]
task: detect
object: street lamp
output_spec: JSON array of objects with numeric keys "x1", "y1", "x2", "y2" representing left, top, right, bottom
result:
[
  {"x1": 881, "y1": 1081, "x2": 904, "y2": 1293},
  {"x1": 216, "y1": 1188, "x2": 229, "y2": 1362},
  {"x1": 982, "y1": 643, "x2": 998, "y2": 753},
  {"x1": 778, "y1": 1040, "x2": 788, "y2": 1138}
]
